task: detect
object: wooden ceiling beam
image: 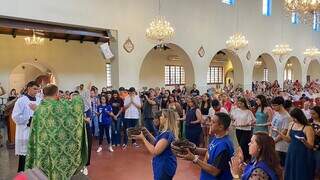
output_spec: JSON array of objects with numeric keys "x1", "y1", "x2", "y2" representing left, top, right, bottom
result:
[{"x1": 0, "y1": 17, "x2": 109, "y2": 40}]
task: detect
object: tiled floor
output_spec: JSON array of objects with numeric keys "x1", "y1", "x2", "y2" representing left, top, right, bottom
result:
[{"x1": 0, "y1": 139, "x2": 200, "y2": 180}]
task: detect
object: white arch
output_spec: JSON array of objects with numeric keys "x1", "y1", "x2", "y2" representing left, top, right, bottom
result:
[{"x1": 139, "y1": 43, "x2": 195, "y2": 89}]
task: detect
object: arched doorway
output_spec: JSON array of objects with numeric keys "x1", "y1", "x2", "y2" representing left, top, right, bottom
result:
[
  {"x1": 208, "y1": 49, "x2": 244, "y2": 88},
  {"x1": 307, "y1": 59, "x2": 320, "y2": 81},
  {"x1": 284, "y1": 56, "x2": 302, "y2": 82},
  {"x1": 9, "y1": 62, "x2": 56, "y2": 92},
  {"x1": 252, "y1": 53, "x2": 277, "y2": 82},
  {"x1": 139, "y1": 43, "x2": 195, "y2": 89}
]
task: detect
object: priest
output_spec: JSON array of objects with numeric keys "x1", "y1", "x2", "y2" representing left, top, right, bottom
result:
[{"x1": 25, "y1": 84, "x2": 88, "y2": 179}]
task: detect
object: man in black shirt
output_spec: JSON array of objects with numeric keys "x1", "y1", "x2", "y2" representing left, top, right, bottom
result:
[
  {"x1": 190, "y1": 83, "x2": 200, "y2": 97},
  {"x1": 143, "y1": 89, "x2": 159, "y2": 135}
]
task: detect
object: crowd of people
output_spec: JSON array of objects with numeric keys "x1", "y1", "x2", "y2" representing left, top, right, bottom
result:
[{"x1": 1, "y1": 79, "x2": 320, "y2": 179}]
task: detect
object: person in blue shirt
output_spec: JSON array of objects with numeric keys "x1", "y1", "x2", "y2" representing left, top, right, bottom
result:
[
  {"x1": 133, "y1": 109, "x2": 178, "y2": 180},
  {"x1": 178, "y1": 112, "x2": 234, "y2": 180},
  {"x1": 96, "y1": 95, "x2": 115, "y2": 153}
]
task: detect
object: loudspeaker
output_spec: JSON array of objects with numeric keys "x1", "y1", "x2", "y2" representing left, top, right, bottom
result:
[{"x1": 100, "y1": 42, "x2": 114, "y2": 59}]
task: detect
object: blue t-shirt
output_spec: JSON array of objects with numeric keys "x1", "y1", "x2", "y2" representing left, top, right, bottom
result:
[
  {"x1": 152, "y1": 131, "x2": 177, "y2": 180},
  {"x1": 98, "y1": 104, "x2": 113, "y2": 125},
  {"x1": 200, "y1": 135, "x2": 234, "y2": 180}
]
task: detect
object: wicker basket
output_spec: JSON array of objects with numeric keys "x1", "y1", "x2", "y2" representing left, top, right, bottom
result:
[
  {"x1": 171, "y1": 139, "x2": 196, "y2": 156},
  {"x1": 127, "y1": 127, "x2": 148, "y2": 139}
]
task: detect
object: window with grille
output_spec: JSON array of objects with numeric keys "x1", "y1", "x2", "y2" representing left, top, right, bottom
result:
[
  {"x1": 106, "y1": 63, "x2": 112, "y2": 88},
  {"x1": 284, "y1": 68, "x2": 292, "y2": 81},
  {"x1": 262, "y1": 0, "x2": 272, "y2": 16},
  {"x1": 222, "y1": 0, "x2": 235, "y2": 5},
  {"x1": 291, "y1": 12, "x2": 299, "y2": 24},
  {"x1": 165, "y1": 65, "x2": 185, "y2": 85},
  {"x1": 263, "y1": 68, "x2": 269, "y2": 81},
  {"x1": 207, "y1": 66, "x2": 224, "y2": 84}
]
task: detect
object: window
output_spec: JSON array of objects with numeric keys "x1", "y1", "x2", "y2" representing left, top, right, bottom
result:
[
  {"x1": 284, "y1": 68, "x2": 292, "y2": 81},
  {"x1": 313, "y1": 13, "x2": 320, "y2": 31},
  {"x1": 263, "y1": 68, "x2": 269, "y2": 81},
  {"x1": 207, "y1": 66, "x2": 224, "y2": 84},
  {"x1": 106, "y1": 63, "x2": 112, "y2": 88},
  {"x1": 222, "y1": 0, "x2": 235, "y2": 5},
  {"x1": 165, "y1": 65, "x2": 185, "y2": 85},
  {"x1": 291, "y1": 12, "x2": 299, "y2": 24},
  {"x1": 262, "y1": 0, "x2": 272, "y2": 16}
]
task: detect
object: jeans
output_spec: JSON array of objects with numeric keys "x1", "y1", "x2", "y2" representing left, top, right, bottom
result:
[
  {"x1": 99, "y1": 124, "x2": 111, "y2": 145},
  {"x1": 235, "y1": 129, "x2": 252, "y2": 162},
  {"x1": 112, "y1": 118, "x2": 122, "y2": 145},
  {"x1": 124, "y1": 118, "x2": 138, "y2": 145},
  {"x1": 144, "y1": 118, "x2": 156, "y2": 135},
  {"x1": 91, "y1": 113, "x2": 99, "y2": 137}
]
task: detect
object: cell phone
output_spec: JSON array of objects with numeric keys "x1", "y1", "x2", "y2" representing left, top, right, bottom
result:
[{"x1": 294, "y1": 135, "x2": 305, "y2": 140}]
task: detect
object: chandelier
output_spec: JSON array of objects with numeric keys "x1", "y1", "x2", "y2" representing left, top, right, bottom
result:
[
  {"x1": 146, "y1": 16, "x2": 174, "y2": 43},
  {"x1": 25, "y1": 30, "x2": 44, "y2": 45},
  {"x1": 286, "y1": 62, "x2": 293, "y2": 67},
  {"x1": 284, "y1": 0, "x2": 320, "y2": 24},
  {"x1": 303, "y1": 47, "x2": 320, "y2": 57},
  {"x1": 226, "y1": 32, "x2": 248, "y2": 50},
  {"x1": 255, "y1": 60, "x2": 263, "y2": 66},
  {"x1": 272, "y1": 44, "x2": 292, "y2": 56}
]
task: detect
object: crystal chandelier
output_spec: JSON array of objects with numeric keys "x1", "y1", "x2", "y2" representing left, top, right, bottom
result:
[
  {"x1": 146, "y1": 16, "x2": 174, "y2": 43},
  {"x1": 284, "y1": 0, "x2": 320, "y2": 24},
  {"x1": 272, "y1": 44, "x2": 292, "y2": 56},
  {"x1": 25, "y1": 30, "x2": 44, "y2": 45},
  {"x1": 226, "y1": 32, "x2": 248, "y2": 50},
  {"x1": 303, "y1": 47, "x2": 320, "y2": 57},
  {"x1": 146, "y1": 0, "x2": 174, "y2": 44}
]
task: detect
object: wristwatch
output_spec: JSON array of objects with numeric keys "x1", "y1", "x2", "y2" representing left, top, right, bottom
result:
[{"x1": 193, "y1": 155, "x2": 199, "y2": 164}]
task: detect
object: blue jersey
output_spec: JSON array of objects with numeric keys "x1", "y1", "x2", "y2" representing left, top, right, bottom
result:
[
  {"x1": 200, "y1": 135, "x2": 234, "y2": 180},
  {"x1": 152, "y1": 131, "x2": 177, "y2": 180},
  {"x1": 98, "y1": 104, "x2": 113, "y2": 125}
]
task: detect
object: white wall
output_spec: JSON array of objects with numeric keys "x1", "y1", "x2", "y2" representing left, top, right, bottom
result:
[
  {"x1": 0, "y1": 35, "x2": 107, "y2": 92},
  {"x1": 0, "y1": 0, "x2": 319, "y2": 92}
]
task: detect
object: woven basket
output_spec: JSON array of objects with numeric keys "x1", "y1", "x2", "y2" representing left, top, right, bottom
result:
[
  {"x1": 171, "y1": 139, "x2": 196, "y2": 156},
  {"x1": 127, "y1": 127, "x2": 148, "y2": 139}
]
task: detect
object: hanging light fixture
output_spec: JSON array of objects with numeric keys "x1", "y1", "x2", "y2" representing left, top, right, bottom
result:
[
  {"x1": 146, "y1": 0, "x2": 175, "y2": 45},
  {"x1": 304, "y1": 47, "x2": 320, "y2": 57},
  {"x1": 225, "y1": 1, "x2": 248, "y2": 50},
  {"x1": 255, "y1": 59, "x2": 263, "y2": 66},
  {"x1": 25, "y1": 30, "x2": 44, "y2": 45},
  {"x1": 273, "y1": 6, "x2": 292, "y2": 60},
  {"x1": 226, "y1": 32, "x2": 248, "y2": 50},
  {"x1": 272, "y1": 44, "x2": 293, "y2": 56},
  {"x1": 286, "y1": 62, "x2": 293, "y2": 67}
]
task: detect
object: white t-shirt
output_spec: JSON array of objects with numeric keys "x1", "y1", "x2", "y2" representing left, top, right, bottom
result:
[
  {"x1": 208, "y1": 107, "x2": 228, "y2": 117},
  {"x1": 124, "y1": 95, "x2": 141, "y2": 119},
  {"x1": 230, "y1": 108, "x2": 255, "y2": 131}
]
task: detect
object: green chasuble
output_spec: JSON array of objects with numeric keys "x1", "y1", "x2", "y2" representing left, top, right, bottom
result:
[{"x1": 25, "y1": 96, "x2": 88, "y2": 180}]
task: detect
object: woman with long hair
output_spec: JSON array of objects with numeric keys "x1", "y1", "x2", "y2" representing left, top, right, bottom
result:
[
  {"x1": 200, "y1": 93, "x2": 211, "y2": 147},
  {"x1": 133, "y1": 109, "x2": 179, "y2": 180},
  {"x1": 230, "y1": 132, "x2": 282, "y2": 180},
  {"x1": 167, "y1": 94, "x2": 183, "y2": 138},
  {"x1": 185, "y1": 97, "x2": 203, "y2": 146},
  {"x1": 253, "y1": 95, "x2": 272, "y2": 133},
  {"x1": 231, "y1": 97, "x2": 256, "y2": 162},
  {"x1": 275, "y1": 108, "x2": 315, "y2": 180}
]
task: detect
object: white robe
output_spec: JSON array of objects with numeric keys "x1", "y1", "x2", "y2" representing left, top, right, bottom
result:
[{"x1": 12, "y1": 95, "x2": 41, "y2": 155}]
